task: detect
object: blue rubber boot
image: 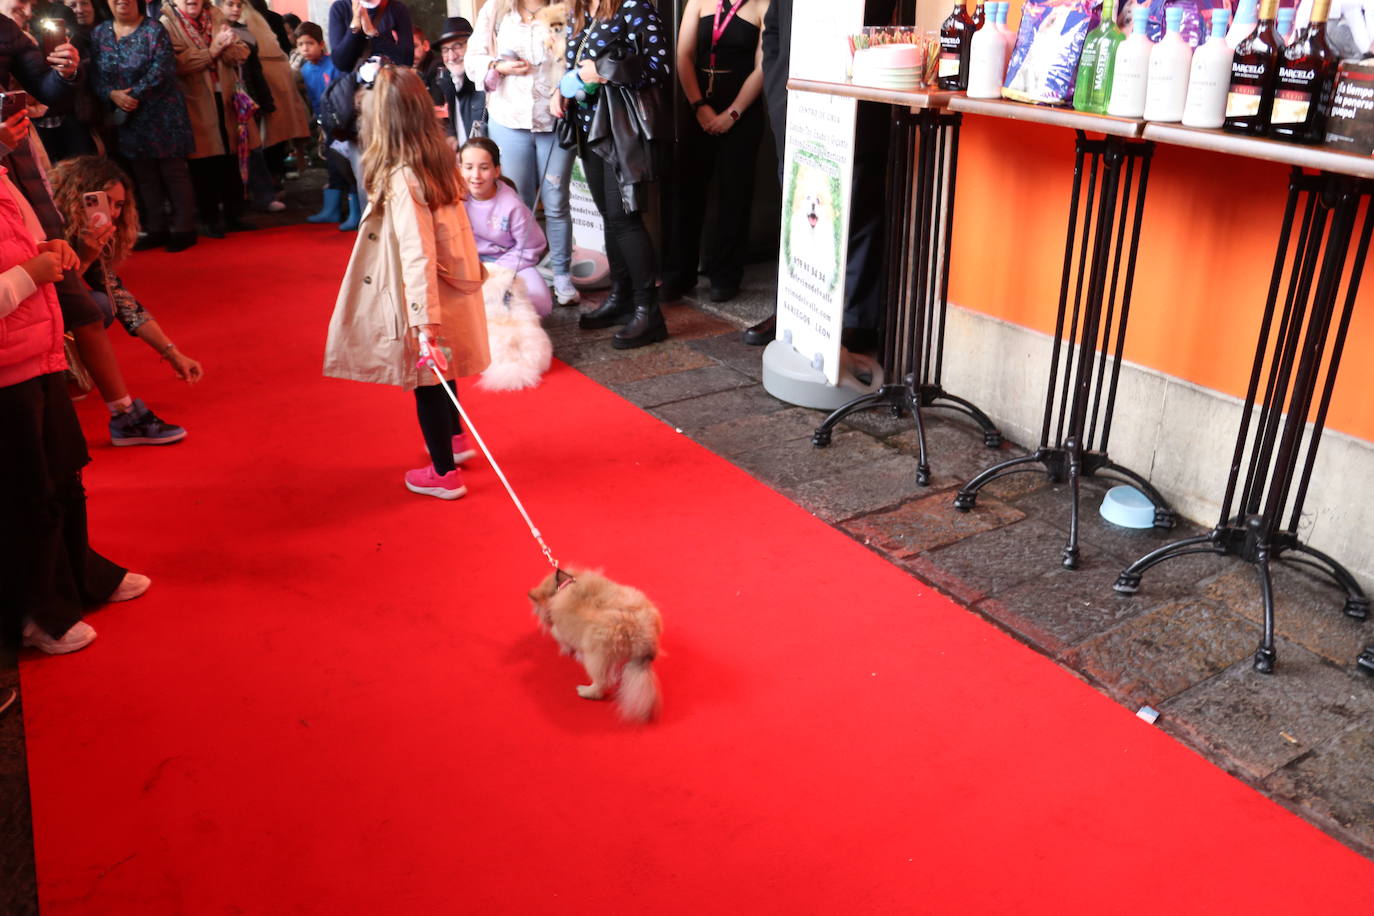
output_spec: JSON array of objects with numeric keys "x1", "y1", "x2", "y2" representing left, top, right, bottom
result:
[
  {"x1": 338, "y1": 193, "x2": 362, "y2": 232},
  {"x1": 307, "y1": 188, "x2": 344, "y2": 223}
]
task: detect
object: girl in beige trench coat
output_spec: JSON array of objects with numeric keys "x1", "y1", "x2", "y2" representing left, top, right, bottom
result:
[{"x1": 324, "y1": 63, "x2": 490, "y2": 501}]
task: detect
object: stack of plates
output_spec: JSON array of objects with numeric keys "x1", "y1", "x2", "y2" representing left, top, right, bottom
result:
[{"x1": 851, "y1": 44, "x2": 923, "y2": 90}]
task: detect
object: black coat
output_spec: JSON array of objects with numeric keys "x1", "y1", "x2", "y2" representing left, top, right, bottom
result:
[
  {"x1": 583, "y1": 47, "x2": 663, "y2": 213},
  {"x1": 429, "y1": 66, "x2": 485, "y2": 143},
  {"x1": 0, "y1": 14, "x2": 76, "y2": 116}
]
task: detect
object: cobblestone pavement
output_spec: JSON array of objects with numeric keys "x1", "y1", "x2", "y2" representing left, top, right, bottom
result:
[
  {"x1": 3, "y1": 212, "x2": 1370, "y2": 910},
  {"x1": 563, "y1": 263, "x2": 1374, "y2": 860}
]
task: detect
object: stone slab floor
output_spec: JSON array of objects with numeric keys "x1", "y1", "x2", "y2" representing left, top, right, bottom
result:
[{"x1": 4, "y1": 261, "x2": 1372, "y2": 914}]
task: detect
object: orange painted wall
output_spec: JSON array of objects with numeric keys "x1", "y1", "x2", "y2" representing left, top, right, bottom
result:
[{"x1": 948, "y1": 116, "x2": 1374, "y2": 444}]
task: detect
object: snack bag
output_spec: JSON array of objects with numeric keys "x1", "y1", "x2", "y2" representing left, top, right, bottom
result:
[{"x1": 1003, "y1": 0, "x2": 1102, "y2": 105}]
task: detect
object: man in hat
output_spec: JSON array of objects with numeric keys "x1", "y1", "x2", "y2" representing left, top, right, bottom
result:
[{"x1": 429, "y1": 16, "x2": 486, "y2": 151}]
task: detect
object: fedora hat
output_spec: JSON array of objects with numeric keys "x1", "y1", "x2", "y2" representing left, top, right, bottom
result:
[{"x1": 436, "y1": 17, "x2": 474, "y2": 47}]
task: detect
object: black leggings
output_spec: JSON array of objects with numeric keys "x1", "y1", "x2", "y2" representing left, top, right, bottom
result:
[
  {"x1": 414, "y1": 381, "x2": 464, "y2": 475},
  {"x1": 581, "y1": 151, "x2": 657, "y2": 295}
]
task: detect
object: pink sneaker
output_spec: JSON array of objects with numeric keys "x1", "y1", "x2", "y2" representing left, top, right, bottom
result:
[
  {"x1": 404, "y1": 465, "x2": 467, "y2": 500},
  {"x1": 452, "y1": 433, "x2": 477, "y2": 465}
]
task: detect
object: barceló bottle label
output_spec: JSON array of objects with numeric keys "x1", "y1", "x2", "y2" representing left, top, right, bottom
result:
[
  {"x1": 939, "y1": 35, "x2": 962, "y2": 78},
  {"x1": 1270, "y1": 89, "x2": 1312, "y2": 124},
  {"x1": 1226, "y1": 85, "x2": 1262, "y2": 117}
]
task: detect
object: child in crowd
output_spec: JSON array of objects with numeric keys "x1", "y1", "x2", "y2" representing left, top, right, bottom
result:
[
  {"x1": 323, "y1": 62, "x2": 489, "y2": 501},
  {"x1": 296, "y1": 21, "x2": 355, "y2": 228},
  {"x1": 459, "y1": 137, "x2": 551, "y2": 316},
  {"x1": 49, "y1": 156, "x2": 206, "y2": 391},
  {"x1": 0, "y1": 166, "x2": 150, "y2": 655}
]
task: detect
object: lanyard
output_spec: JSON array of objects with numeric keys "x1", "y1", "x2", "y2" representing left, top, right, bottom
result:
[{"x1": 709, "y1": 0, "x2": 744, "y2": 73}]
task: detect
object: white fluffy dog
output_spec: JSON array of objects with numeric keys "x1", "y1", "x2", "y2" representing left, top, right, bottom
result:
[{"x1": 478, "y1": 264, "x2": 553, "y2": 392}]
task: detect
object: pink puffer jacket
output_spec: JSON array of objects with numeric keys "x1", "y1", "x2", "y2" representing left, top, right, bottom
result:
[{"x1": 0, "y1": 176, "x2": 63, "y2": 390}]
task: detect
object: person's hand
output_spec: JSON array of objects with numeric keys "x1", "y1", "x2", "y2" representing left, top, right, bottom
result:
[
  {"x1": 351, "y1": 0, "x2": 363, "y2": 29},
  {"x1": 38, "y1": 239, "x2": 80, "y2": 271},
  {"x1": 497, "y1": 57, "x2": 532, "y2": 76},
  {"x1": 20, "y1": 251, "x2": 63, "y2": 286},
  {"x1": 110, "y1": 88, "x2": 138, "y2": 112},
  {"x1": 0, "y1": 110, "x2": 29, "y2": 149},
  {"x1": 210, "y1": 26, "x2": 235, "y2": 56},
  {"x1": 47, "y1": 42, "x2": 79, "y2": 78},
  {"x1": 578, "y1": 58, "x2": 603, "y2": 85},
  {"x1": 352, "y1": 2, "x2": 378, "y2": 38},
  {"x1": 81, "y1": 222, "x2": 116, "y2": 259},
  {"x1": 222, "y1": 40, "x2": 249, "y2": 65},
  {"x1": 167, "y1": 350, "x2": 203, "y2": 384},
  {"x1": 706, "y1": 110, "x2": 734, "y2": 135},
  {"x1": 550, "y1": 92, "x2": 566, "y2": 119},
  {"x1": 695, "y1": 104, "x2": 717, "y2": 130}
]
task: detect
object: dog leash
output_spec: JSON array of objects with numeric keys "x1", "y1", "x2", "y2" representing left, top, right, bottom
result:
[{"x1": 417, "y1": 336, "x2": 567, "y2": 578}]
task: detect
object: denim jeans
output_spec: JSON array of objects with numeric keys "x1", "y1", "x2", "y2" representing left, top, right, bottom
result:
[{"x1": 486, "y1": 120, "x2": 574, "y2": 275}]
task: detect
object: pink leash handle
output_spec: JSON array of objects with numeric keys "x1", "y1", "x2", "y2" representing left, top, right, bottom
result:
[{"x1": 416, "y1": 332, "x2": 450, "y2": 373}]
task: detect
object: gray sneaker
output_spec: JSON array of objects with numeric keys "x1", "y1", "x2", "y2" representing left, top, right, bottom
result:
[
  {"x1": 109, "y1": 399, "x2": 187, "y2": 447},
  {"x1": 553, "y1": 274, "x2": 580, "y2": 306}
]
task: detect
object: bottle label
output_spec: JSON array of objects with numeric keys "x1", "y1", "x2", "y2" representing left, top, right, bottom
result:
[
  {"x1": 1226, "y1": 86, "x2": 1262, "y2": 117},
  {"x1": 939, "y1": 53, "x2": 961, "y2": 78},
  {"x1": 1271, "y1": 90, "x2": 1312, "y2": 124}
]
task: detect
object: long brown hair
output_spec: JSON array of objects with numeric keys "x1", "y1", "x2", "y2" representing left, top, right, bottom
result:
[
  {"x1": 48, "y1": 156, "x2": 139, "y2": 267},
  {"x1": 361, "y1": 63, "x2": 462, "y2": 209},
  {"x1": 570, "y1": 0, "x2": 625, "y2": 34}
]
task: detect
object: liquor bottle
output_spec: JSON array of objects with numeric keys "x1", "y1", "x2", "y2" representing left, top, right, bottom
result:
[
  {"x1": 1270, "y1": 0, "x2": 1338, "y2": 143},
  {"x1": 967, "y1": 5, "x2": 1009, "y2": 97},
  {"x1": 1144, "y1": 7, "x2": 1192, "y2": 121},
  {"x1": 1223, "y1": 0, "x2": 1282, "y2": 134},
  {"x1": 973, "y1": 1, "x2": 987, "y2": 29},
  {"x1": 938, "y1": 1, "x2": 977, "y2": 90},
  {"x1": 1277, "y1": 6, "x2": 1295, "y2": 43},
  {"x1": 1107, "y1": 3, "x2": 1156, "y2": 118},
  {"x1": 996, "y1": 2, "x2": 1017, "y2": 58},
  {"x1": 1228, "y1": 0, "x2": 1259, "y2": 47},
  {"x1": 1182, "y1": 10, "x2": 1233, "y2": 128},
  {"x1": 1075, "y1": 0, "x2": 1125, "y2": 113}
]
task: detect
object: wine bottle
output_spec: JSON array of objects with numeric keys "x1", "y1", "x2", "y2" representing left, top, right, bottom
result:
[
  {"x1": 1276, "y1": 6, "x2": 1295, "y2": 44},
  {"x1": 1144, "y1": 7, "x2": 1192, "y2": 122},
  {"x1": 1182, "y1": 10, "x2": 1233, "y2": 128},
  {"x1": 1270, "y1": 0, "x2": 1338, "y2": 143},
  {"x1": 967, "y1": 6, "x2": 1009, "y2": 98},
  {"x1": 973, "y1": 1, "x2": 987, "y2": 29},
  {"x1": 938, "y1": 1, "x2": 977, "y2": 91},
  {"x1": 1107, "y1": 3, "x2": 1155, "y2": 118},
  {"x1": 1228, "y1": 0, "x2": 1259, "y2": 47},
  {"x1": 1075, "y1": 0, "x2": 1125, "y2": 114},
  {"x1": 1223, "y1": 0, "x2": 1282, "y2": 135}
]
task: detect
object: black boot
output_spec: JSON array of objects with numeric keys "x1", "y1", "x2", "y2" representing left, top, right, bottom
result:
[
  {"x1": 612, "y1": 289, "x2": 668, "y2": 350},
  {"x1": 578, "y1": 288, "x2": 635, "y2": 330}
]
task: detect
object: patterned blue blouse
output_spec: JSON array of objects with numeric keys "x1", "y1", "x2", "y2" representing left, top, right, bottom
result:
[
  {"x1": 564, "y1": 0, "x2": 670, "y2": 136},
  {"x1": 91, "y1": 18, "x2": 195, "y2": 160}
]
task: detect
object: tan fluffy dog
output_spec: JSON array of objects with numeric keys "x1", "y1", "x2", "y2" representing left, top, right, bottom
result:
[
  {"x1": 528, "y1": 568, "x2": 662, "y2": 722},
  {"x1": 477, "y1": 264, "x2": 552, "y2": 392},
  {"x1": 532, "y1": 2, "x2": 568, "y2": 63}
]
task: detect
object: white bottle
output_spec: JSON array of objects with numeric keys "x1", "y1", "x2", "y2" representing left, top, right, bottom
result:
[
  {"x1": 996, "y1": 2, "x2": 1016, "y2": 58},
  {"x1": 1182, "y1": 11, "x2": 1233, "y2": 128},
  {"x1": 1143, "y1": 7, "x2": 1192, "y2": 121},
  {"x1": 1107, "y1": 4, "x2": 1155, "y2": 118},
  {"x1": 1228, "y1": 0, "x2": 1259, "y2": 47},
  {"x1": 967, "y1": 6, "x2": 1009, "y2": 98}
]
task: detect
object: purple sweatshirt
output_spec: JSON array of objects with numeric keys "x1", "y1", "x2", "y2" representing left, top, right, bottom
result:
[{"x1": 463, "y1": 183, "x2": 547, "y2": 272}]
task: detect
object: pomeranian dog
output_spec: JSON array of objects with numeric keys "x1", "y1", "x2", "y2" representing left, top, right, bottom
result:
[
  {"x1": 477, "y1": 264, "x2": 552, "y2": 392},
  {"x1": 528, "y1": 568, "x2": 662, "y2": 722},
  {"x1": 532, "y1": 2, "x2": 568, "y2": 64}
]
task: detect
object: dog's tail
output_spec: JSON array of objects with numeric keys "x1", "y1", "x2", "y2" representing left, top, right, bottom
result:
[{"x1": 617, "y1": 652, "x2": 660, "y2": 723}]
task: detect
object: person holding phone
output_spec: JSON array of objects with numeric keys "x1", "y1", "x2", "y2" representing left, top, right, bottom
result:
[
  {"x1": 466, "y1": 0, "x2": 579, "y2": 308},
  {"x1": 91, "y1": 0, "x2": 198, "y2": 251}
]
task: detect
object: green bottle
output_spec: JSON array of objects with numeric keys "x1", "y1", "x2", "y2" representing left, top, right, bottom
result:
[{"x1": 1074, "y1": 0, "x2": 1125, "y2": 114}]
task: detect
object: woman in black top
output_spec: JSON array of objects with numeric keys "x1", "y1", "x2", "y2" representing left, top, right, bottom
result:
[
  {"x1": 553, "y1": 0, "x2": 670, "y2": 350},
  {"x1": 662, "y1": 0, "x2": 768, "y2": 305}
]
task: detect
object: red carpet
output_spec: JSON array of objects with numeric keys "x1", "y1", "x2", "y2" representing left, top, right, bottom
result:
[{"x1": 19, "y1": 225, "x2": 1374, "y2": 913}]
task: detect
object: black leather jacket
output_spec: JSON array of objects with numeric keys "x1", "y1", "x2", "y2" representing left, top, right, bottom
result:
[{"x1": 584, "y1": 47, "x2": 664, "y2": 214}]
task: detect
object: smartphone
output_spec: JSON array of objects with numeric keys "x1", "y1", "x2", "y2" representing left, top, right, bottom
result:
[
  {"x1": 83, "y1": 191, "x2": 113, "y2": 231},
  {"x1": 38, "y1": 18, "x2": 69, "y2": 57},
  {"x1": 0, "y1": 90, "x2": 29, "y2": 122}
]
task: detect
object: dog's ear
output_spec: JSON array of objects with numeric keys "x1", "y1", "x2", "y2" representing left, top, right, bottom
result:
[{"x1": 554, "y1": 568, "x2": 574, "y2": 587}]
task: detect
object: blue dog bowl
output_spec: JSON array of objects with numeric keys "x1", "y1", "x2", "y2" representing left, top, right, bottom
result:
[{"x1": 1099, "y1": 485, "x2": 1155, "y2": 529}]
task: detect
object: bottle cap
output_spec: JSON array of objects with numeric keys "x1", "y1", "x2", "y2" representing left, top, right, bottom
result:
[
  {"x1": 1165, "y1": 7, "x2": 1183, "y2": 30},
  {"x1": 1132, "y1": 4, "x2": 1151, "y2": 29},
  {"x1": 1211, "y1": 9, "x2": 1229, "y2": 36}
]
